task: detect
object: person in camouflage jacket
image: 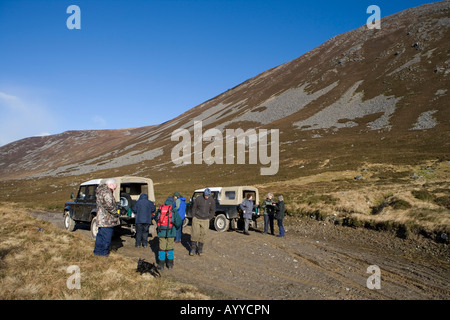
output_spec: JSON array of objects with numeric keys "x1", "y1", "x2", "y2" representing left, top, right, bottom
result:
[
  {"x1": 93, "y1": 179, "x2": 120, "y2": 256},
  {"x1": 96, "y1": 183, "x2": 120, "y2": 228}
]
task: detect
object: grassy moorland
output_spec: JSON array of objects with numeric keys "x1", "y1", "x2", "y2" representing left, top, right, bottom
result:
[
  {"x1": 258, "y1": 160, "x2": 450, "y2": 242},
  {"x1": 0, "y1": 160, "x2": 448, "y2": 245}
]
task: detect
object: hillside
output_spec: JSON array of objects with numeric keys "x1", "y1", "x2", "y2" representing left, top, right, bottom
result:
[
  {"x1": 1, "y1": 1, "x2": 449, "y2": 181},
  {"x1": 0, "y1": 1, "x2": 449, "y2": 240}
]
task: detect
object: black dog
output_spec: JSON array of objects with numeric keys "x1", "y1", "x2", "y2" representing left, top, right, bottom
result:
[{"x1": 136, "y1": 258, "x2": 161, "y2": 277}]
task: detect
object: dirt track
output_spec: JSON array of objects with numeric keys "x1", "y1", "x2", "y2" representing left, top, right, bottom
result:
[{"x1": 34, "y1": 211, "x2": 449, "y2": 300}]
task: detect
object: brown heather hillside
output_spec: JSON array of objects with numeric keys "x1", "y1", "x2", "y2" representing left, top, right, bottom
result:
[{"x1": 0, "y1": 1, "x2": 449, "y2": 239}]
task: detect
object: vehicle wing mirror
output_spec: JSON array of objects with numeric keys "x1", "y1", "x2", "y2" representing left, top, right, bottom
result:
[{"x1": 70, "y1": 192, "x2": 74, "y2": 200}]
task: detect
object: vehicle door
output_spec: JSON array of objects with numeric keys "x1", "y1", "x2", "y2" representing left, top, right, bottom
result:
[
  {"x1": 81, "y1": 184, "x2": 97, "y2": 221},
  {"x1": 72, "y1": 185, "x2": 89, "y2": 222}
]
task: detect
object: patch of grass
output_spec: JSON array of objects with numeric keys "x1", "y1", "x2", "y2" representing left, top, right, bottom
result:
[
  {"x1": 370, "y1": 193, "x2": 393, "y2": 214},
  {"x1": 342, "y1": 217, "x2": 363, "y2": 228},
  {"x1": 389, "y1": 198, "x2": 412, "y2": 210},
  {"x1": 411, "y1": 189, "x2": 434, "y2": 202},
  {"x1": 293, "y1": 208, "x2": 326, "y2": 221},
  {"x1": 304, "y1": 194, "x2": 338, "y2": 206},
  {"x1": 434, "y1": 195, "x2": 450, "y2": 209},
  {"x1": 371, "y1": 195, "x2": 411, "y2": 213}
]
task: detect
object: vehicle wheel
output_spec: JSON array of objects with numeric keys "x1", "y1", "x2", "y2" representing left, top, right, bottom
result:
[
  {"x1": 214, "y1": 214, "x2": 229, "y2": 232},
  {"x1": 64, "y1": 211, "x2": 76, "y2": 231},
  {"x1": 90, "y1": 216, "x2": 98, "y2": 239}
]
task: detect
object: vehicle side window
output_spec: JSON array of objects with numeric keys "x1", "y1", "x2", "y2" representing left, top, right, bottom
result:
[
  {"x1": 225, "y1": 191, "x2": 236, "y2": 200},
  {"x1": 77, "y1": 186, "x2": 88, "y2": 200},
  {"x1": 86, "y1": 185, "x2": 97, "y2": 201},
  {"x1": 192, "y1": 192, "x2": 203, "y2": 202}
]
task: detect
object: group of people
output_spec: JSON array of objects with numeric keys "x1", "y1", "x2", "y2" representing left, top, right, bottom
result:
[
  {"x1": 92, "y1": 180, "x2": 285, "y2": 272},
  {"x1": 239, "y1": 192, "x2": 285, "y2": 237},
  {"x1": 92, "y1": 178, "x2": 188, "y2": 271}
]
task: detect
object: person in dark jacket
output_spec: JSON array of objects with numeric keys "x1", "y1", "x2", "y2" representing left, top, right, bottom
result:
[
  {"x1": 153, "y1": 196, "x2": 182, "y2": 270},
  {"x1": 275, "y1": 195, "x2": 285, "y2": 237},
  {"x1": 239, "y1": 194, "x2": 255, "y2": 235},
  {"x1": 132, "y1": 193, "x2": 156, "y2": 248},
  {"x1": 261, "y1": 193, "x2": 276, "y2": 235},
  {"x1": 190, "y1": 188, "x2": 216, "y2": 256}
]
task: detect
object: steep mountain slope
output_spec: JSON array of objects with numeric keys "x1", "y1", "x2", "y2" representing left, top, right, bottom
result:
[{"x1": 0, "y1": 1, "x2": 449, "y2": 184}]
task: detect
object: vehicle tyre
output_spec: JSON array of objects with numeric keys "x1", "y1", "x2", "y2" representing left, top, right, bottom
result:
[
  {"x1": 64, "y1": 211, "x2": 76, "y2": 231},
  {"x1": 90, "y1": 216, "x2": 98, "y2": 239},
  {"x1": 214, "y1": 214, "x2": 229, "y2": 232}
]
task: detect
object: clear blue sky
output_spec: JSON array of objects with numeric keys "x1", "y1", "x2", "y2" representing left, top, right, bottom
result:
[{"x1": 0, "y1": 0, "x2": 440, "y2": 146}]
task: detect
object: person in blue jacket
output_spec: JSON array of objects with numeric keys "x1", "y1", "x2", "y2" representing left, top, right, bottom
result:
[
  {"x1": 173, "y1": 192, "x2": 187, "y2": 243},
  {"x1": 132, "y1": 193, "x2": 156, "y2": 248},
  {"x1": 239, "y1": 194, "x2": 255, "y2": 235}
]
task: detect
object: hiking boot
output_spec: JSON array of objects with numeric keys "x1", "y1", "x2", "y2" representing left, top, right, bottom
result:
[
  {"x1": 189, "y1": 241, "x2": 197, "y2": 256},
  {"x1": 197, "y1": 242, "x2": 204, "y2": 255},
  {"x1": 166, "y1": 259, "x2": 174, "y2": 269},
  {"x1": 157, "y1": 259, "x2": 165, "y2": 271}
]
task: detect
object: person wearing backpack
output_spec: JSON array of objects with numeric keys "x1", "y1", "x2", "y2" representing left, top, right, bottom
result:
[
  {"x1": 153, "y1": 196, "x2": 182, "y2": 270},
  {"x1": 132, "y1": 193, "x2": 156, "y2": 248},
  {"x1": 173, "y1": 192, "x2": 186, "y2": 243}
]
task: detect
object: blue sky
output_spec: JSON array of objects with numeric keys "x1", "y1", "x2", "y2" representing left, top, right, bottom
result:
[{"x1": 0, "y1": 0, "x2": 440, "y2": 146}]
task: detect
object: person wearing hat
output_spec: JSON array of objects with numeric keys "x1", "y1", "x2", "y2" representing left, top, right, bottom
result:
[
  {"x1": 190, "y1": 188, "x2": 216, "y2": 256},
  {"x1": 153, "y1": 196, "x2": 182, "y2": 270},
  {"x1": 132, "y1": 193, "x2": 156, "y2": 248}
]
